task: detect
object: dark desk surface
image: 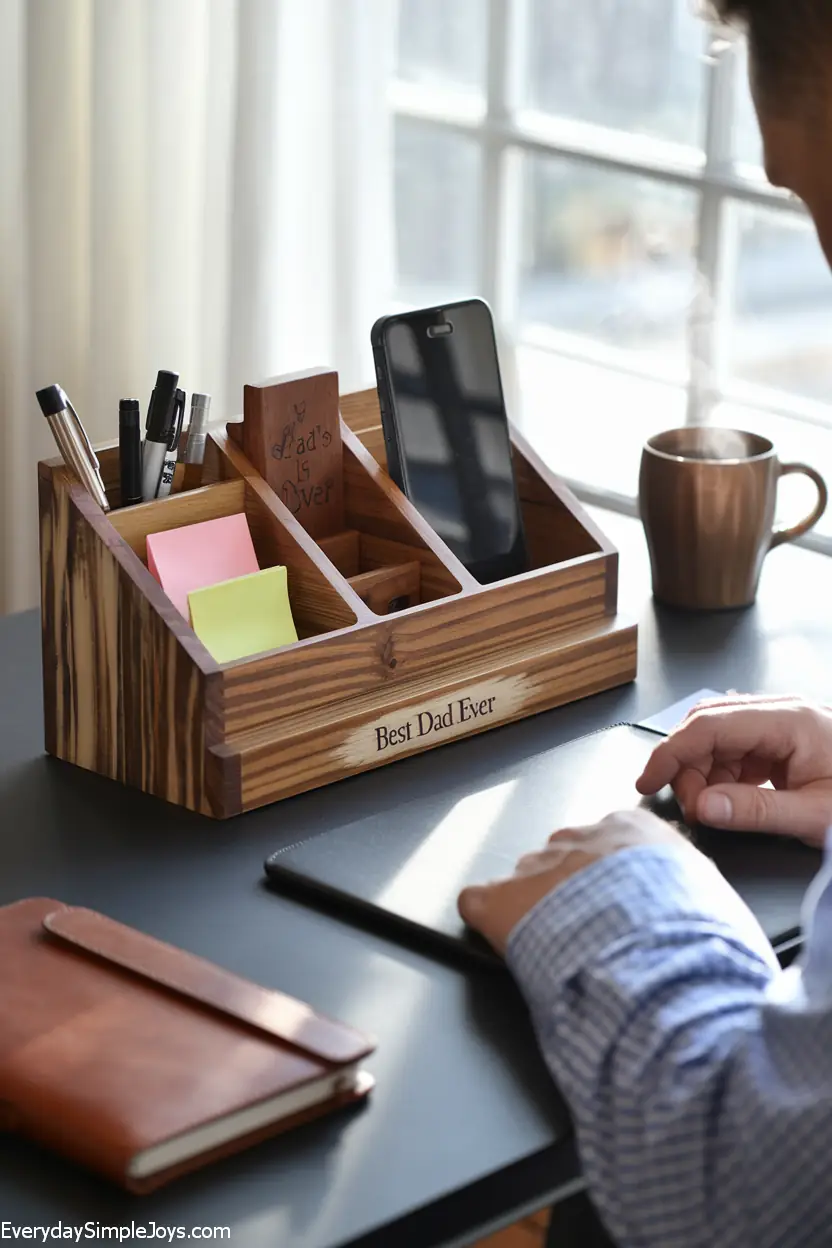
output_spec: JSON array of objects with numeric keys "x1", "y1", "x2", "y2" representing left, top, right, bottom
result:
[{"x1": 1, "y1": 512, "x2": 830, "y2": 1248}]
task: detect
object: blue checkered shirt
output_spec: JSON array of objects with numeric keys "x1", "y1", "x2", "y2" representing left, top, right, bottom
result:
[{"x1": 507, "y1": 837, "x2": 832, "y2": 1248}]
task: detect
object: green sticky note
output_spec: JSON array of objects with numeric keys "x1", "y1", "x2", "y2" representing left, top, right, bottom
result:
[{"x1": 188, "y1": 566, "x2": 298, "y2": 664}]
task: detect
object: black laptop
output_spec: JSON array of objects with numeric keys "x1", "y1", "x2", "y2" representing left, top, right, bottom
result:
[{"x1": 264, "y1": 721, "x2": 820, "y2": 966}]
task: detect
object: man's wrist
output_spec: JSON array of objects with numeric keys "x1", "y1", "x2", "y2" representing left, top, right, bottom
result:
[{"x1": 506, "y1": 844, "x2": 779, "y2": 1011}]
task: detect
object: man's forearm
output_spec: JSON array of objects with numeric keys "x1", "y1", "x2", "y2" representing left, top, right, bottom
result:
[{"x1": 508, "y1": 847, "x2": 832, "y2": 1248}]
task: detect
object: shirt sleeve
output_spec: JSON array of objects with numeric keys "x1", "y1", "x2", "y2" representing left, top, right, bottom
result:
[{"x1": 507, "y1": 839, "x2": 832, "y2": 1248}]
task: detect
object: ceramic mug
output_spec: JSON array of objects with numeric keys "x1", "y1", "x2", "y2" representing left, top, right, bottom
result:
[{"x1": 639, "y1": 427, "x2": 828, "y2": 610}]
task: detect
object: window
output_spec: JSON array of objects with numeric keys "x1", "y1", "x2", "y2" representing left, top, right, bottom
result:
[{"x1": 391, "y1": 0, "x2": 832, "y2": 548}]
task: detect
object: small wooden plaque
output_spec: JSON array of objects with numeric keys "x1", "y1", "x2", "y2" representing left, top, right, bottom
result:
[{"x1": 231, "y1": 367, "x2": 344, "y2": 539}]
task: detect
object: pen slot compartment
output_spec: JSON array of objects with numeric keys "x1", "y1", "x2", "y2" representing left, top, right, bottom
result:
[
  {"x1": 96, "y1": 439, "x2": 220, "y2": 510},
  {"x1": 108, "y1": 480, "x2": 244, "y2": 562},
  {"x1": 108, "y1": 479, "x2": 357, "y2": 643}
]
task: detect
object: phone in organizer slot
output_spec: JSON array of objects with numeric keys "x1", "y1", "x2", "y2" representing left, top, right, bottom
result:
[{"x1": 371, "y1": 298, "x2": 528, "y2": 585}]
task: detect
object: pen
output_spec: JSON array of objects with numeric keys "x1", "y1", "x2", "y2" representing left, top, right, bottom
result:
[
  {"x1": 142, "y1": 369, "x2": 179, "y2": 501},
  {"x1": 119, "y1": 399, "x2": 143, "y2": 507},
  {"x1": 36, "y1": 385, "x2": 110, "y2": 512},
  {"x1": 155, "y1": 389, "x2": 186, "y2": 499},
  {"x1": 182, "y1": 393, "x2": 212, "y2": 490}
]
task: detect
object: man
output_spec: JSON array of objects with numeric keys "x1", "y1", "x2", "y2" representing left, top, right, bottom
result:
[{"x1": 458, "y1": 5, "x2": 832, "y2": 1245}]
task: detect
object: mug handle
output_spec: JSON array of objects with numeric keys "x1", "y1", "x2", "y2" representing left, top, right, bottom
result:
[{"x1": 770, "y1": 463, "x2": 829, "y2": 549}]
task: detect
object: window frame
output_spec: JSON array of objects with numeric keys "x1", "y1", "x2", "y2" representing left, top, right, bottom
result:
[{"x1": 391, "y1": 0, "x2": 832, "y2": 555}]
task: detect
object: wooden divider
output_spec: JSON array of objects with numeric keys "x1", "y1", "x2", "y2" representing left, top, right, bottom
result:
[
  {"x1": 341, "y1": 425, "x2": 473, "y2": 601},
  {"x1": 107, "y1": 473, "x2": 358, "y2": 640}
]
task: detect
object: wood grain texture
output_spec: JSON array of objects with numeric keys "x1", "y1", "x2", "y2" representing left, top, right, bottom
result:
[
  {"x1": 216, "y1": 553, "x2": 613, "y2": 739},
  {"x1": 38, "y1": 462, "x2": 236, "y2": 816},
  {"x1": 109, "y1": 480, "x2": 246, "y2": 562},
  {"x1": 339, "y1": 387, "x2": 381, "y2": 433},
  {"x1": 352, "y1": 424, "x2": 387, "y2": 469},
  {"x1": 317, "y1": 530, "x2": 361, "y2": 578},
  {"x1": 510, "y1": 425, "x2": 614, "y2": 559},
  {"x1": 348, "y1": 561, "x2": 421, "y2": 614},
  {"x1": 234, "y1": 368, "x2": 344, "y2": 538},
  {"x1": 357, "y1": 532, "x2": 458, "y2": 603},
  {"x1": 232, "y1": 617, "x2": 638, "y2": 809},
  {"x1": 39, "y1": 385, "x2": 635, "y2": 819}
]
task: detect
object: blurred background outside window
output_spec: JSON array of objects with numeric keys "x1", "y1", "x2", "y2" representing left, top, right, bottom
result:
[
  {"x1": 3, "y1": 0, "x2": 832, "y2": 615},
  {"x1": 393, "y1": 0, "x2": 832, "y2": 546}
]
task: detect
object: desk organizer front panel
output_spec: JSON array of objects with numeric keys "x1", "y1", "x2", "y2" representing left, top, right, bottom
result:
[{"x1": 38, "y1": 389, "x2": 637, "y2": 818}]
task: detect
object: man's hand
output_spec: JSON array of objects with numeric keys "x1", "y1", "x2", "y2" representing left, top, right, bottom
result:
[
  {"x1": 458, "y1": 810, "x2": 691, "y2": 956},
  {"x1": 637, "y1": 696, "x2": 832, "y2": 847}
]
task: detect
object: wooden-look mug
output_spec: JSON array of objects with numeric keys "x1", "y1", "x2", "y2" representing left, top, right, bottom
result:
[{"x1": 639, "y1": 427, "x2": 828, "y2": 610}]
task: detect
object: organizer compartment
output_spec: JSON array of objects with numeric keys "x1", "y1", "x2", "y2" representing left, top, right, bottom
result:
[
  {"x1": 511, "y1": 430, "x2": 603, "y2": 571},
  {"x1": 108, "y1": 478, "x2": 358, "y2": 641},
  {"x1": 340, "y1": 428, "x2": 469, "y2": 605},
  {"x1": 340, "y1": 388, "x2": 606, "y2": 581},
  {"x1": 316, "y1": 530, "x2": 421, "y2": 615},
  {"x1": 95, "y1": 439, "x2": 220, "y2": 511}
]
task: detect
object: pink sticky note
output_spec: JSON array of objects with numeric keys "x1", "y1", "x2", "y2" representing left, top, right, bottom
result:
[{"x1": 146, "y1": 514, "x2": 260, "y2": 619}]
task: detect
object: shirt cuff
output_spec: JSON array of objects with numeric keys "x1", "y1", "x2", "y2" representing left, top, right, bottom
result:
[{"x1": 506, "y1": 845, "x2": 780, "y2": 1013}]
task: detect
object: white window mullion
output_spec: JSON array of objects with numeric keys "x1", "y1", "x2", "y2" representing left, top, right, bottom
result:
[
  {"x1": 481, "y1": 0, "x2": 511, "y2": 317},
  {"x1": 481, "y1": 0, "x2": 526, "y2": 414}
]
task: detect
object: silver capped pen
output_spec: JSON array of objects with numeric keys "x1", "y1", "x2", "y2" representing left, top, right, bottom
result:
[
  {"x1": 36, "y1": 385, "x2": 110, "y2": 512},
  {"x1": 184, "y1": 393, "x2": 212, "y2": 467},
  {"x1": 181, "y1": 393, "x2": 212, "y2": 490}
]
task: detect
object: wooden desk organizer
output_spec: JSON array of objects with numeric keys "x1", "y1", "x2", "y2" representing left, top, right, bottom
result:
[{"x1": 38, "y1": 388, "x2": 637, "y2": 818}]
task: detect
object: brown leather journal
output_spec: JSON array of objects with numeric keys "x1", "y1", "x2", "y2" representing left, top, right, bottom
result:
[{"x1": 0, "y1": 898, "x2": 375, "y2": 1192}]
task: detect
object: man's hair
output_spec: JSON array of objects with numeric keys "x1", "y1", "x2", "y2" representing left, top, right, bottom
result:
[{"x1": 707, "y1": 1, "x2": 832, "y2": 109}]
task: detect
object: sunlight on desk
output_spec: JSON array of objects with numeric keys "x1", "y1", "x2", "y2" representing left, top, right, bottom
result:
[{"x1": 375, "y1": 780, "x2": 518, "y2": 921}]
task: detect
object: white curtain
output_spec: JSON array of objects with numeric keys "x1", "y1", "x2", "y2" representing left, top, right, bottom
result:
[{"x1": 0, "y1": 0, "x2": 395, "y2": 613}]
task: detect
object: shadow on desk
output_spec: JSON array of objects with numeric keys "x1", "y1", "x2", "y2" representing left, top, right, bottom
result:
[{"x1": 0, "y1": 1102, "x2": 362, "y2": 1238}]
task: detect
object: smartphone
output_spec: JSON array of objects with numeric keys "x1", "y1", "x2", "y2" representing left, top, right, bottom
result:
[{"x1": 371, "y1": 298, "x2": 528, "y2": 585}]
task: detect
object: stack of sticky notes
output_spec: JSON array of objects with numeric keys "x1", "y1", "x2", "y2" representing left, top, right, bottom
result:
[
  {"x1": 146, "y1": 514, "x2": 298, "y2": 663},
  {"x1": 188, "y1": 566, "x2": 296, "y2": 664}
]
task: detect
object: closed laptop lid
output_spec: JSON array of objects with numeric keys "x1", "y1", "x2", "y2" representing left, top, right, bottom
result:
[{"x1": 265, "y1": 724, "x2": 822, "y2": 966}]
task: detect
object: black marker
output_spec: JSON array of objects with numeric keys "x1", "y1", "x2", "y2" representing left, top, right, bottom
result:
[
  {"x1": 141, "y1": 369, "x2": 179, "y2": 501},
  {"x1": 119, "y1": 399, "x2": 143, "y2": 507},
  {"x1": 156, "y1": 389, "x2": 186, "y2": 499}
]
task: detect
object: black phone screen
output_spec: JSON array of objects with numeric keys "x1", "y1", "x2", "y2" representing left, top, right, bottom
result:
[{"x1": 378, "y1": 300, "x2": 526, "y2": 583}]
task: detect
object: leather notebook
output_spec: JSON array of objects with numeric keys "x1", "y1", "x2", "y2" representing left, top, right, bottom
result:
[
  {"x1": 0, "y1": 899, "x2": 375, "y2": 1192},
  {"x1": 264, "y1": 724, "x2": 822, "y2": 966}
]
